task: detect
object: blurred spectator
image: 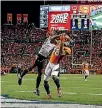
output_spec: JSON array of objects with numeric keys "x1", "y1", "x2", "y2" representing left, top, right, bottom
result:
[{"x1": 1, "y1": 24, "x2": 102, "y2": 74}]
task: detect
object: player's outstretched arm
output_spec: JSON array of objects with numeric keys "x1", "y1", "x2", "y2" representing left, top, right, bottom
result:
[
  {"x1": 50, "y1": 33, "x2": 68, "y2": 43},
  {"x1": 64, "y1": 34, "x2": 72, "y2": 41},
  {"x1": 60, "y1": 34, "x2": 75, "y2": 47},
  {"x1": 50, "y1": 34, "x2": 61, "y2": 43},
  {"x1": 59, "y1": 34, "x2": 66, "y2": 55},
  {"x1": 59, "y1": 42, "x2": 64, "y2": 55}
]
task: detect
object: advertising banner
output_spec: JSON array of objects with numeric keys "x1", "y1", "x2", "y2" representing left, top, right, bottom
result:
[
  {"x1": 23, "y1": 14, "x2": 28, "y2": 23},
  {"x1": 40, "y1": 5, "x2": 49, "y2": 28},
  {"x1": 70, "y1": 5, "x2": 79, "y2": 14},
  {"x1": 17, "y1": 14, "x2": 22, "y2": 24},
  {"x1": 48, "y1": 11, "x2": 70, "y2": 30},
  {"x1": 78, "y1": 0, "x2": 102, "y2": 4},
  {"x1": 70, "y1": 5, "x2": 90, "y2": 15},
  {"x1": 7, "y1": 13, "x2": 12, "y2": 23},
  {"x1": 90, "y1": 5, "x2": 102, "y2": 30},
  {"x1": 40, "y1": 4, "x2": 102, "y2": 31},
  {"x1": 79, "y1": 5, "x2": 90, "y2": 15}
]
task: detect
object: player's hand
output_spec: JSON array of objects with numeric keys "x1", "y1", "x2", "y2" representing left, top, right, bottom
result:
[
  {"x1": 60, "y1": 34, "x2": 65, "y2": 42},
  {"x1": 62, "y1": 33, "x2": 71, "y2": 41},
  {"x1": 65, "y1": 35, "x2": 71, "y2": 41}
]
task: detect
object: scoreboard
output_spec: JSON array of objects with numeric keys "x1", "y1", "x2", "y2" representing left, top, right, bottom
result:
[
  {"x1": 71, "y1": 14, "x2": 89, "y2": 30},
  {"x1": 70, "y1": 5, "x2": 90, "y2": 30},
  {"x1": 40, "y1": 5, "x2": 49, "y2": 28},
  {"x1": 40, "y1": 5, "x2": 102, "y2": 30}
]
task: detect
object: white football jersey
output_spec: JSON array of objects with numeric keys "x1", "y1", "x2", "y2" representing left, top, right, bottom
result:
[
  {"x1": 17, "y1": 63, "x2": 21, "y2": 68},
  {"x1": 39, "y1": 38, "x2": 56, "y2": 58}
]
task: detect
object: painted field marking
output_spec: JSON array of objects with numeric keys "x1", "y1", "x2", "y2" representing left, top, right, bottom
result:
[
  {"x1": 14, "y1": 90, "x2": 102, "y2": 96},
  {"x1": 61, "y1": 86, "x2": 102, "y2": 90}
]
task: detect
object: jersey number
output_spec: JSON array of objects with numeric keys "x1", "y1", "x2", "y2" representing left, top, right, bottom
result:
[{"x1": 54, "y1": 48, "x2": 60, "y2": 55}]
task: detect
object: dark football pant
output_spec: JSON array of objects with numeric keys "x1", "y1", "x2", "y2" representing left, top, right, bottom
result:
[{"x1": 21, "y1": 54, "x2": 46, "y2": 89}]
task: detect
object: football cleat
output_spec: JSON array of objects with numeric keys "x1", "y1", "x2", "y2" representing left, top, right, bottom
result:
[
  {"x1": 57, "y1": 88, "x2": 62, "y2": 97},
  {"x1": 18, "y1": 77, "x2": 22, "y2": 85},
  {"x1": 34, "y1": 89, "x2": 40, "y2": 96},
  {"x1": 85, "y1": 79, "x2": 87, "y2": 81},
  {"x1": 44, "y1": 94, "x2": 51, "y2": 99}
]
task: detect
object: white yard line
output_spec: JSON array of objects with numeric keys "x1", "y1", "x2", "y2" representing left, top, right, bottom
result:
[
  {"x1": 61, "y1": 86, "x2": 102, "y2": 90},
  {"x1": 14, "y1": 90, "x2": 102, "y2": 96}
]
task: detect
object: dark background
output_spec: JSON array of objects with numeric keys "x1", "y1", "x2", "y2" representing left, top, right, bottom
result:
[{"x1": 1, "y1": 1, "x2": 77, "y2": 27}]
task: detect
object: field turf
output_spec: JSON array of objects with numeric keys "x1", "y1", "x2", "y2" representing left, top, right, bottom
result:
[{"x1": 1, "y1": 74, "x2": 102, "y2": 105}]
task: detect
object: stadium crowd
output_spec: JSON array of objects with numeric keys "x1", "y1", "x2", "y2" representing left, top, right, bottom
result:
[{"x1": 1, "y1": 24, "x2": 102, "y2": 74}]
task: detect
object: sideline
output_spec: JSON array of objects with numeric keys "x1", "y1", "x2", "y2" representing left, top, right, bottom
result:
[{"x1": 1, "y1": 96, "x2": 102, "y2": 108}]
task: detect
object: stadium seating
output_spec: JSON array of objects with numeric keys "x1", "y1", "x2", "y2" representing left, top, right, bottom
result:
[{"x1": 1, "y1": 24, "x2": 102, "y2": 74}]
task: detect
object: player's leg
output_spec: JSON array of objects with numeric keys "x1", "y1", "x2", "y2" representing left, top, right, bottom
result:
[
  {"x1": 34, "y1": 61, "x2": 43, "y2": 96},
  {"x1": 44, "y1": 80, "x2": 51, "y2": 99},
  {"x1": 85, "y1": 75, "x2": 88, "y2": 81},
  {"x1": 52, "y1": 75, "x2": 62, "y2": 97},
  {"x1": 44, "y1": 62, "x2": 52, "y2": 99},
  {"x1": 51, "y1": 64, "x2": 62, "y2": 97},
  {"x1": 18, "y1": 57, "x2": 38, "y2": 85},
  {"x1": 17, "y1": 67, "x2": 22, "y2": 78},
  {"x1": 84, "y1": 70, "x2": 89, "y2": 81}
]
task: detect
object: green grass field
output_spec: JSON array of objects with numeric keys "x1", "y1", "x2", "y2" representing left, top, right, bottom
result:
[{"x1": 1, "y1": 74, "x2": 102, "y2": 105}]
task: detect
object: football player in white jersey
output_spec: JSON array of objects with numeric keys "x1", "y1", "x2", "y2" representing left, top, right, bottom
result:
[{"x1": 17, "y1": 29, "x2": 73, "y2": 96}]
